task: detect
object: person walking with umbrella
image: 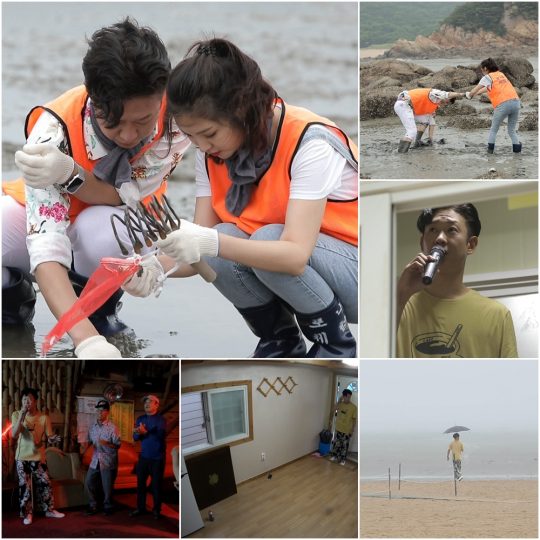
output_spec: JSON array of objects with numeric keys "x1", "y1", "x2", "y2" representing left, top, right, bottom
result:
[{"x1": 447, "y1": 433, "x2": 464, "y2": 481}]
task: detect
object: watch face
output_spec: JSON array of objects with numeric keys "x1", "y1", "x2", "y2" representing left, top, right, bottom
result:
[{"x1": 66, "y1": 174, "x2": 84, "y2": 194}]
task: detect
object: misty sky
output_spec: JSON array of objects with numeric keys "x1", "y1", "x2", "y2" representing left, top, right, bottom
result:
[{"x1": 361, "y1": 360, "x2": 538, "y2": 433}]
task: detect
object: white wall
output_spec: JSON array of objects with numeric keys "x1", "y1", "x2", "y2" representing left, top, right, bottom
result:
[{"x1": 181, "y1": 363, "x2": 333, "y2": 483}]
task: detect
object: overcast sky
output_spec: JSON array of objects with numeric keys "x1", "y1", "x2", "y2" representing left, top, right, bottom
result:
[{"x1": 361, "y1": 360, "x2": 538, "y2": 433}]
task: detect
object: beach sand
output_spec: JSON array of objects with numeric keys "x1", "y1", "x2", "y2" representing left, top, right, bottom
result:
[{"x1": 360, "y1": 479, "x2": 538, "y2": 538}]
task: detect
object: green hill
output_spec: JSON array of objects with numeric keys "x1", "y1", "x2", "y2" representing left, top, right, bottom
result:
[
  {"x1": 360, "y1": 2, "x2": 463, "y2": 48},
  {"x1": 443, "y1": 2, "x2": 538, "y2": 36}
]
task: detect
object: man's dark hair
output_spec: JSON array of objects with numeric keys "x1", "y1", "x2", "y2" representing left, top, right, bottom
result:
[
  {"x1": 453, "y1": 433, "x2": 460, "y2": 439},
  {"x1": 82, "y1": 17, "x2": 171, "y2": 128},
  {"x1": 480, "y1": 57, "x2": 499, "y2": 73},
  {"x1": 342, "y1": 389, "x2": 353, "y2": 397},
  {"x1": 417, "y1": 203, "x2": 481, "y2": 238},
  {"x1": 21, "y1": 387, "x2": 39, "y2": 400},
  {"x1": 167, "y1": 38, "x2": 278, "y2": 157}
]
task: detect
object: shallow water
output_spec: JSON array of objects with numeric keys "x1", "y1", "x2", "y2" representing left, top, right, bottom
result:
[
  {"x1": 361, "y1": 431, "x2": 538, "y2": 481},
  {"x1": 2, "y1": 2, "x2": 358, "y2": 358}
]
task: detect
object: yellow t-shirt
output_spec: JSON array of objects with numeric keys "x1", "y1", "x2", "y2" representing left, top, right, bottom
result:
[
  {"x1": 449, "y1": 440, "x2": 464, "y2": 460},
  {"x1": 397, "y1": 289, "x2": 518, "y2": 358},
  {"x1": 12, "y1": 410, "x2": 51, "y2": 462},
  {"x1": 335, "y1": 402, "x2": 357, "y2": 434}
]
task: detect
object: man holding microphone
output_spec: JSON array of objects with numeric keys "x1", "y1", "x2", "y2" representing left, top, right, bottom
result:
[{"x1": 396, "y1": 203, "x2": 517, "y2": 357}]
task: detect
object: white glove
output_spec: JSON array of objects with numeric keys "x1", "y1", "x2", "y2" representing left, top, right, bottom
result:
[
  {"x1": 122, "y1": 255, "x2": 165, "y2": 298},
  {"x1": 15, "y1": 143, "x2": 75, "y2": 189},
  {"x1": 74, "y1": 335, "x2": 122, "y2": 358},
  {"x1": 156, "y1": 219, "x2": 219, "y2": 265},
  {"x1": 465, "y1": 92, "x2": 472, "y2": 100}
]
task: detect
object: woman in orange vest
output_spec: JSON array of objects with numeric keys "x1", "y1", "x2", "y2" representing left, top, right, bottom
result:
[
  {"x1": 3, "y1": 19, "x2": 190, "y2": 358},
  {"x1": 465, "y1": 58, "x2": 521, "y2": 154},
  {"x1": 394, "y1": 88, "x2": 464, "y2": 152},
  {"x1": 126, "y1": 38, "x2": 358, "y2": 358}
]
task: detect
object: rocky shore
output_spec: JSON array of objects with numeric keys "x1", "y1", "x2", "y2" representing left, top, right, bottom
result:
[{"x1": 360, "y1": 55, "x2": 538, "y2": 132}]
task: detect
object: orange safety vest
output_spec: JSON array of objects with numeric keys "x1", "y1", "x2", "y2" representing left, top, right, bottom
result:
[
  {"x1": 408, "y1": 88, "x2": 439, "y2": 116},
  {"x1": 2, "y1": 85, "x2": 168, "y2": 222},
  {"x1": 485, "y1": 71, "x2": 519, "y2": 108},
  {"x1": 206, "y1": 100, "x2": 358, "y2": 246}
]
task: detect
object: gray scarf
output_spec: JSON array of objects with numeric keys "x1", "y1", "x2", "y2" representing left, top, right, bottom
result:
[
  {"x1": 89, "y1": 103, "x2": 151, "y2": 188},
  {"x1": 224, "y1": 118, "x2": 274, "y2": 216}
]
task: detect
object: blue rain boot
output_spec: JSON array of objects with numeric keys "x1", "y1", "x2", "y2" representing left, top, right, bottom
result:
[
  {"x1": 2, "y1": 268, "x2": 36, "y2": 325},
  {"x1": 513, "y1": 143, "x2": 522, "y2": 153},
  {"x1": 68, "y1": 270, "x2": 128, "y2": 336},
  {"x1": 237, "y1": 299, "x2": 307, "y2": 358},
  {"x1": 487, "y1": 143, "x2": 495, "y2": 154},
  {"x1": 296, "y1": 295, "x2": 356, "y2": 358}
]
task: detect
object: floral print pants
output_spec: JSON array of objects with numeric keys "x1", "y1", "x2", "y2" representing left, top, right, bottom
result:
[
  {"x1": 16, "y1": 460, "x2": 55, "y2": 517},
  {"x1": 330, "y1": 431, "x2": 351, "y2": 462}
]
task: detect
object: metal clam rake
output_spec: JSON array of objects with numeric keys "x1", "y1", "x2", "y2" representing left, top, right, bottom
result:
[{"x1": 40, "y1": 195, "x2": 216, "y2": 357}]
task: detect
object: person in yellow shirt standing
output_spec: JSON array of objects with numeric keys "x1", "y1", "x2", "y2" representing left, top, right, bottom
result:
[
  {"x1": 328, "y1": 389, "x2": 357, "y2": 465},
  {"x1": 447, "y1": 433, "x2": 464, "y2": 481},
  {"x1": 11, "y1": 388, "x2": 65, "y2": 525}
]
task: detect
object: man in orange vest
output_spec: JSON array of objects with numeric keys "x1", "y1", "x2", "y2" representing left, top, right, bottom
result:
[
  {"x1": 3, "y1": 19, "x2": 190, "y2": 357},
  {"x1": 465, "y1": 57, "x2": 521, "y2": 154},
  {"x1": 394, "y1": 88, "x2": 465, "y2": 152}
]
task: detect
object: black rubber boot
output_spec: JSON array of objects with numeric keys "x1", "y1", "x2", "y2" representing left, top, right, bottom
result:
[
  {"x1": 512, "y1": 143, "x2": 522, "y2": 153},
  {"x1": 296, "y1": 296, "x2": 356, "y2": 358},
  {"x1": 68, "y1": 270, "x2": 128, "y2": 336},
  {"x1": 397, "y1": 139, "x2": 411, "y2": 153},
  {"x1": 411, "y1": 131, "x2": 424, "y2": 149},
  {"x1": 2, "y1": 268, "x2": 36, "y2": 325},
  {"x1": 487, "y1": 143, "x2": 495, "y2": 154},
  {"x1": 237, "y1": 300, "x2": 307, "y2": 358}
]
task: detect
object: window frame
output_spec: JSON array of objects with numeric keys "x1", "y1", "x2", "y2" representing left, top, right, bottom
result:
[{"x1": 181, "y1": 380, "x2": 253, "y2": 457}]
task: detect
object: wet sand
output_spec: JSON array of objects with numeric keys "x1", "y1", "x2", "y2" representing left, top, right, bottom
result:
[
  {"x1": 360, "y1": 116, "x2": 538, "y2": 179},
  {"x1": 361, "y1": 479, "x2": 538, "y2": 538}
]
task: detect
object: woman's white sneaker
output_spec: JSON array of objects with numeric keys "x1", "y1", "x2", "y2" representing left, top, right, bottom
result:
[
  {"x1": 46, "y1": 510, "x2": 65, "y2": 518},
  {"x1": 23, "y1": 515, "x2": 33, "y2": 525}
]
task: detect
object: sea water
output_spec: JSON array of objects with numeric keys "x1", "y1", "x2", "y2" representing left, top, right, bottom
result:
[{"x1": 361, "y1": 431, "x2": 538, "y2": 481}]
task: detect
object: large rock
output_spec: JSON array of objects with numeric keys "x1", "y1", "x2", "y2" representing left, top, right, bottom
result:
[
  {"x1": 415, "y1": 66, "x2": 479, "y2": 90},
  {"x1": 364, "y1": 76, "x2": 402, "y2": 91},
  {"x1": 444, "y1": 115, "x2": 493, "y2": 129},
  {"x1": 493, "y1": 56, "x2": 535, "y2": 88},
  {"x1": 360, "y1": 87, "x2": 401, "y2": 120},
  {"x1": 360, "y1": 59, "x2": 432, "y2": 88},
  {"x1": 520, "y1": 113, "x2": 538, "y2": 131},
  {"x1": 385, "y1": 35, "x2": 443, "y2": 58},
  {"x1": 436, "y1": 101, "x2": 477, "y2": 116}
]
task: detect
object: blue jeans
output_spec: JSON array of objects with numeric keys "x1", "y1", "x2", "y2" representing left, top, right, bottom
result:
[
  {"x1": 488, "y1": 99, "x2": 520, "y2": 145},
  {"x1": 205, "y1": 223, "x2": 358, "y2": 322},
  {"x1": 85, "y1": 464, "x2": 117, "y2": 511}
]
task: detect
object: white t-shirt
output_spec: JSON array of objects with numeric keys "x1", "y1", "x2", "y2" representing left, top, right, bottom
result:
[
  {"x1": 478, "y1": 74, "x2": 494, "y2": 90},
  {"x1": 195, "y1": 133, "x2": 358, "y2": 202}
]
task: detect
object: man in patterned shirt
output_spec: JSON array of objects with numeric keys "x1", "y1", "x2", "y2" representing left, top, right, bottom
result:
[{"x1": 84, "y1": 400, "x2": 121, "y2": 516}]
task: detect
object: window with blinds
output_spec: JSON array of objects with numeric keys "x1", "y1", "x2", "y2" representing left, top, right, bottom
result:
[{"x1": 181, "y1": 382, "x2": 252, "y2": 455}]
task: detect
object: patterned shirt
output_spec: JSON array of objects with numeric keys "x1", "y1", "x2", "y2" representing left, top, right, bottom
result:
[
  {"x1": 24, "y1": 99, "x2": 190, "y2": 273},
  {"x1": 88, "y1": 419, "x2": 121, "y2": 470}
]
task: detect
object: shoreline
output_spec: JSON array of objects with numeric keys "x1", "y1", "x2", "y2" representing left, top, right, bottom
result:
[{"x1": 361, "y1": 479, "x2": 538, "y2": 538}]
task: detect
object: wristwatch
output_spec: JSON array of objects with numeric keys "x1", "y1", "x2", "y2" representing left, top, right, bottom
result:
[{"x1": 59, "y1": 166, "x2": 85, "y2": 194}]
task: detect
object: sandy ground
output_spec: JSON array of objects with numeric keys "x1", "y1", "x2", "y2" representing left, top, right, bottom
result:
[
  {"x1": 359, "y1": 117, "x2": 538, "y2": 179},
  {"x1": 360, "y1": 479, "x2": 538, "y2": 538}
]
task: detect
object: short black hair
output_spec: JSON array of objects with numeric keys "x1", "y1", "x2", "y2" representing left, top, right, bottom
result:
[
  {"x1": 21, "y1": 387, "x2": 39, "y2": 400},
  {"x1": 342, "y1": 389, "x2": 353, "y2": 397},
  {"x1": 453, "y1": 433, "x2": 460, "y2": 439},
  {"x1": 417, "y1": 203, "x2": 481, "y2": 238},
  {"x1": 481, "y1": 58, "x2": 499, "y2": 73},
  {"x1": 82, "y1": 17, "x2": 170, "y2": 128}
]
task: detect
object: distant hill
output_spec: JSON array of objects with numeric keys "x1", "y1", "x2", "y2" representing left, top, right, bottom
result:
[
  {"x1": 360, "y1": 2, "x2": 463, "y2": 48},
  {"x1": 442, "y1": 2, "x2": 538, "y2": 36}
]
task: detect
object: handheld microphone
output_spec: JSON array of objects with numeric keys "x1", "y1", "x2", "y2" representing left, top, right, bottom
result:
[{"x1": 422, "y1": 246, "x2": 447, "y2": 285}]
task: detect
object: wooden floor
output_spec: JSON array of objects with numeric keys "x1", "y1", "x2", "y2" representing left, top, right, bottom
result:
[{"x1": 188, "y1": 455, "x2": 358, "y2": 538}]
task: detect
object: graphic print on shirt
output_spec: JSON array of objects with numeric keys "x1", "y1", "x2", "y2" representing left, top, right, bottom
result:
[{"x1": 411, "y1": 323, "x2": 464, "y2": 357}]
